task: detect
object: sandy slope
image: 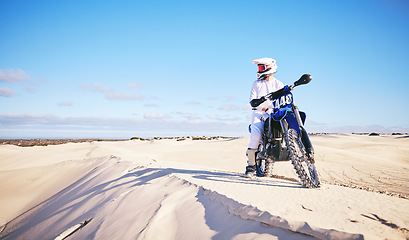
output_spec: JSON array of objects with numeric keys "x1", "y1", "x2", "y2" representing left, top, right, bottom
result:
[{"x1": 0, "y1": 135, "x2": 408, "y2": 239}]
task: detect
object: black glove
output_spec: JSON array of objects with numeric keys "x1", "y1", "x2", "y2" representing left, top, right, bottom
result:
[{"x1": 250, "y1": 96, "x2": 266, "y2": 108}]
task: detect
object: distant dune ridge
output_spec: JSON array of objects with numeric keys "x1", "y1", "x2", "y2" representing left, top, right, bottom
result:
[{"x1": 0, "y1": 134, "x2": 408, "y2": 239}]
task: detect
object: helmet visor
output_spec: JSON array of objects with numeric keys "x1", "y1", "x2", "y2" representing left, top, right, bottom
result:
[{"x1": 258, "y1": 64, "x2": 272, "y2": 73}]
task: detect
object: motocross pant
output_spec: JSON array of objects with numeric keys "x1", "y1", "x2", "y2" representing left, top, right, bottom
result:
[
  {"x1": 248, "y1": 111, "x2": 267, "y2": 149},
  {"x1": 247, "y1": 115, "x2": 264, "y2": 166}
]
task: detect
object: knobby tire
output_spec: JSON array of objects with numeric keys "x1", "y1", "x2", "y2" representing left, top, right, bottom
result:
[{"x1": 285, "y1": 129, "x2": 320, "y2": 188}]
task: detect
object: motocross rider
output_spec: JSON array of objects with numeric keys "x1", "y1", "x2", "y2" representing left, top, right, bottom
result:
[{"x1": 245, "y1": 57, "x2": 284, "y2": 178}]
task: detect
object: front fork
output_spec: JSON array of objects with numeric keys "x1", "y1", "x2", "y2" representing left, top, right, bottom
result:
[{"x1": 282, "y1": 104, "x2": 315, "y2": 160}]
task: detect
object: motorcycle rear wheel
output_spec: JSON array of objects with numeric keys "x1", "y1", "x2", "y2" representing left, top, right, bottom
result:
[
  {"x1": 254, "y1": 142, "x2": 274, "y2": 177},
  {"x1": 285, "y1": 129, "x2": 320, "y2": 188},
  {"x1": 255, "y1": 157, "x2": 274, "y2": 177}
]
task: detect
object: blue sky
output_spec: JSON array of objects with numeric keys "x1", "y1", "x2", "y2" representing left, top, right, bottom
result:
[{"x1": 1, "y1": 0, "x2": 409, "y2": 138}]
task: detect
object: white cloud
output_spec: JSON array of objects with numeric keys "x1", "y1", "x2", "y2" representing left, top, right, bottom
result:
[
  {"x1": 144, "y1": 113, "x2": 171, "y2": 120},
  {"x1": 242, "y1": 104, "x2": 252, "y2": 111},
  {"x1": 304, "y1": 120, "x2": 409, "y2": 134},
  {"x1": 218, "y1": 104, "x2": 239, "y2": 111},
  {"x1": 0, "y1": 113, "x2": 249, "y2": 138},
  {"x1": 0, "y1": 69, "x2": 31, "y2": 83},
  {"x1": 207, "y1": 114, "x2": 241, "y2": 121},
  {"x1": 128, "y1": 83, "x2": 143, "y2": 89},
  {"x1": 105, "y1": 92, "x2": 144, "y2": 101},
  {"x1": 207, "y1": 97, "x2": 218, "y2": 101},
  {"x1": 0, "y1": 87, "x2": 16, "y2": 97},
  {"x1": 224, "y1": 96, "x2": 236, "y2": 102},
  {"x1": 187, "y1": 100, "x2": 201, "y2": 105},
  {"x1": 81, "y1": 83, "x2": 144, "y2": 101},
  {"x1": 144, "y1": 103, "x2": 158, "y2": 107},
  {"x1": 58, "y1": 101, "x2": 73, "y2": 107},
  {"x1": 175, "y1": 111, "x2": 201, "y2": 121},
  {"x1": 0, "y1": 113, "x2": 61, "y2": 125},
  {"x1": 24, "y1": 86, "x2": 37, "y2": 94},
  {"x1": 80, "y1": 83, "x2": 113, "y2": 93}
]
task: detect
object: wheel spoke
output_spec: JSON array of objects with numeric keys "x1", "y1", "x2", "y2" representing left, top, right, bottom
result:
[{"x1": 285, "y1": 129, "x2": 320, "y2": 188}]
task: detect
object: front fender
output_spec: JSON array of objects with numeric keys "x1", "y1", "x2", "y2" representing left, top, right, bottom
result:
[{"x1": 285, "y1": 111, "x2": 301, "y2": 135}]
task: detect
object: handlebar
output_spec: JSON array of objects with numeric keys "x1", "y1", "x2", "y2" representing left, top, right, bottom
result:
[
  {"x1": 266, "y1": 85, "x2": 292, "y2": 100},
  {"x1": 250, "y1": 74, "x2": 312, "y2": 108}
]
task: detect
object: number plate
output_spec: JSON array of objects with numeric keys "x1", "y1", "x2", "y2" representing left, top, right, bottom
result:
[{"x1": 272, "y1": 93, "x2": 293, "y2": 109}]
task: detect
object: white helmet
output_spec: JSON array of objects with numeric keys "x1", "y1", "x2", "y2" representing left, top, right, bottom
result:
[{"x1": 252, "y1": 57, "x2": 277, "y2": 79}]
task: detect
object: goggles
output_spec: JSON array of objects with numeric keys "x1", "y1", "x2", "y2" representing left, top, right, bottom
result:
[{"x1": 257, "y1": 63, "x2": 272, "y2": 73}]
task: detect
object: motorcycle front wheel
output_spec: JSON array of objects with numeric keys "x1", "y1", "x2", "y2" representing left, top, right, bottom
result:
[{"x1": 285, "y1": 128, "x2": 320, "y2": 188}]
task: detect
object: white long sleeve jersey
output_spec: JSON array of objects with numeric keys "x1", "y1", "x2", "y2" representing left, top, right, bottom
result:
[{"x1": 249, "y1": 78, "x2": 284, "y2": 114}]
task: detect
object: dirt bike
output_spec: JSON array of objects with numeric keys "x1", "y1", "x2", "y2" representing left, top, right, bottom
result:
[{"x1": 250, "y1": 74, "x2": 320, "y2": 188}]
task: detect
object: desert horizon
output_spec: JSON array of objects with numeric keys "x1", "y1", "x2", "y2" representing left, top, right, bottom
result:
[{"x1": 1, "y1": 132, "x2": 408, "y2": 145}]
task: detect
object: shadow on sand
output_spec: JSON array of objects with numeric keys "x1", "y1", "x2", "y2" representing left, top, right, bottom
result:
[{"x1": 0, "y1": 159, "x2": 316, "y2": 240}]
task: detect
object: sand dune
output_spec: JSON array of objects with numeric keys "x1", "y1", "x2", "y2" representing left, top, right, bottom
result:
[{"x1": 0, "y1": 135, "x2": 408, "y2": 239}]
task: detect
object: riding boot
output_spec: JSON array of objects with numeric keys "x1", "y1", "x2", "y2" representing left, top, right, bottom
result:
[{"x1": 245, "y1": 148, "x2": 257, "y2": 177}]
